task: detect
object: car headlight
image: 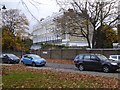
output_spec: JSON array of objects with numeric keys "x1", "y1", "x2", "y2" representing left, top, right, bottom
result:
[
  {"x1": 34, "y1": 60, "x2": 38, "y2": 62},
  {"x1": 111, "y1": 63, "x2": 117, "y2": 65}
]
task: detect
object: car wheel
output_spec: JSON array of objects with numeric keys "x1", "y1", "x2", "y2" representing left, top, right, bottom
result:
[
  {"x1": 103, "y1": 66, "x2": 110, "y2": 73},
  {"x1": 32, "y1": 62, "x2": 36, "y2": 67},
  {"x1": 78, "y1": 64, "x2": 84, "y2": 71},
  {"x1": 42, "y1": 64, "x2": 45, "y2": 66}
]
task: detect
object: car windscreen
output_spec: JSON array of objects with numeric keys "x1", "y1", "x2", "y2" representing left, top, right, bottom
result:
[
  {"x1": 28, "y1": 54, "x2": 41, "y2": 59},
  {"x1": 6, "y1": 54, "x2": 19, "y2": 59},
  {"x1": 97, "y1": 54, "x2": 108, "y2": 61}
]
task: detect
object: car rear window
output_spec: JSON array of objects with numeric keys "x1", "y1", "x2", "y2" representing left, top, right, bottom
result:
[
  {"x1": 75, "y1": 55, "x2": 84, "y2": 60},
  {"x1": 79, "y1": 55, "x2": 84, "y2": 60}
]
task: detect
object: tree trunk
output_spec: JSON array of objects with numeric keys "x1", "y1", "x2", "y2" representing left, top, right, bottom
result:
[
  {"x1": 92, "y1": 26, "x2": 96, "y2": 48},
  {"x1": 86, "y1": 36, "x2": 91, "y2": 48}
]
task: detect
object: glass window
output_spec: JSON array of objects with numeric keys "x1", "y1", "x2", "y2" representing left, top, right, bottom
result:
[
  {"x1": 118, "y1": 56, "x2": 120, "y2": 60},
  {"x1": 24, "y1": 55, "x2": 28, "y2": 58},
  {"x1": 111, "y1": 56, "x2": 117, "y2": 59},
  {"x1": 91, "y1": 55, "x2": 96, "y2": 60},
  {"x1": 84, "y1": 55, "x2": 90, "y2": 60},
  {"x1": 79, "y1": 55, "x2": 84, "y2": 60},
  {"x1": 97, "y1": 54, "x2": 107, "y2": 61},
  {"x1": 74, "y1": 55, "x2": 83, "y2": 61},
  {"x1": 75, "y1": 55, "x2": 79, "y2": 60}
]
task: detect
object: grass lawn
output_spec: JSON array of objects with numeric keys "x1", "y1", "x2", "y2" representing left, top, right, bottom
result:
[{"x1": 2, "y1": 65, "x2": 120, "y2": 88}]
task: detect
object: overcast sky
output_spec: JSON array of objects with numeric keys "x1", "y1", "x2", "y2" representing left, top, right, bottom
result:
[{"x1": 1, "y1": 0, "x2": 60, "y2": 32}]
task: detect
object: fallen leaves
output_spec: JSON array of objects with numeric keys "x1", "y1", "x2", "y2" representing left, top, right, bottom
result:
[{"x1": 2, "y1": 65, "x2": 120, "y2": 88}]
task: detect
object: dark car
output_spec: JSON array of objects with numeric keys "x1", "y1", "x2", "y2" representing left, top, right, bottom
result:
[
  {"x1": 74, "y1": 54, "x2": 120, "y2": 73},
  {"x1": 2, "y1": 54, "x2": 20, "y2": 64}
]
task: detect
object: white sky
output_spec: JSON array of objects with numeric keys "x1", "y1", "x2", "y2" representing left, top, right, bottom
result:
[
  {"x1": 1, "y1": 0, "x2": 60, "y2": 32},
  {"x1": 1, "y1": 0, "x2": 118, "y2": 33}
]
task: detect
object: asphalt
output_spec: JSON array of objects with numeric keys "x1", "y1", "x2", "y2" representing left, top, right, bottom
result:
[
  {"x1": 2, "y1": 62, "x2": 120, "y2": 79},
  {"x1": 28, "y1": 62, "x2": 120, "y2": 79}
]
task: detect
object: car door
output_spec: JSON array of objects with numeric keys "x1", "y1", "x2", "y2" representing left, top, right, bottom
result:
[
  {"x1": 83, "y1": 55, "x2": 92, "y2": 69},
  {"x1": 90, "y1": 55, "x2": 102, "y2": 70},
  {"x1": 23, "y1": 55, "x2": 31, "y2": 64},
  {"x1": 26, "y1": 56, "x2": 32, "y2": 65}
]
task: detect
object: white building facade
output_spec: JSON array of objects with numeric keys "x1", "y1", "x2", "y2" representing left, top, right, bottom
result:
[{"x1": 31, "y1": 12, "x2": 93, "y2": 50}]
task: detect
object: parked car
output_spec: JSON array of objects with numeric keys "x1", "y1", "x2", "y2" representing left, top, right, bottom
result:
[
  {"x1": 74, "y1": 54, "x2": 120, "y2": 73},
  {"x1": 21, "y1": 54, "x2": 46, "y2": 66},
  {"x1": 109, "y1": 55, "x2": 120, "y2": 61},
  {"x1": 2, "y1": 53, "x2": 20, "y2": 64}
]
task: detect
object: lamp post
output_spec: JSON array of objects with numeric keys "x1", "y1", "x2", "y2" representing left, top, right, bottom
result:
[
  {"x1": 0, "y1": 4, "x2": 6, "y2": 54},
  {"x1": 0, "y1": 4, "x2": 6, "y2": 26},
  {"x1": 0, "y1": 4, "x2": 6, "y2": 11},
  {"x1": 0, "y1": 4, "x2": 6, "y2": 89}
]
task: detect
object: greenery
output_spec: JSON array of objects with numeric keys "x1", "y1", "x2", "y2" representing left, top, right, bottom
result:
[
  {"x1": 41, "y1": 43, "x2": 69, "y2": 49},
  {"x1": 2, "y1": 65, "x2": 119, "y2": 88},
  {"x1": 2, "y1": 26, "x2": 32, "y2": 52},
  {"x1": 2, "y1": 9, "x2": 32, "y2": 52},
  {"x1": 95, "y1": 25, "x2": 118, "y2": 48}
]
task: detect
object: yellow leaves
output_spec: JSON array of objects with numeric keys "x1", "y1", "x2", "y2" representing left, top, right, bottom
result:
[
  {"x1": 102, "y1": 25, "x2": 117, "y2": 42},
  {"x1": 2, "y1": 27, "x2": 29, "y2": 51}
]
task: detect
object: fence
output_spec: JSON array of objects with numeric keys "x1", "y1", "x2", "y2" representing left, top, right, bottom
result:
[
  {"x1": 2, "y1": 50, "x2": 25, "y2": 58},
  {"x1": 31, "y1": 48, "x2": 120, "y2": 60}
]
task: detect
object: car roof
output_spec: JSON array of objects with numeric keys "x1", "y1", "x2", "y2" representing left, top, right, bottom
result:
[
  {"x1": 3, "y1": 53, "x2": 15, "y2": 56},
  {"x1": 110, "y1": 55, "x2": 120, "y2": 56},
  {"x1": 78, "y1": 53, "x2": 102, "y2": 55},
  {"x1": 23, "y1": 54, "x2": 37, "y2": 56}
]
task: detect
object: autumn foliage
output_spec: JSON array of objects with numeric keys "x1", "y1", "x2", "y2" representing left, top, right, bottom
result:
[{"x1": 2, "y1": 26, "x2": 32, "y2": 52}]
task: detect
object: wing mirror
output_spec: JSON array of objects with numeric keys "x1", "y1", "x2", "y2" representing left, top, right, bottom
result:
[{"x1": 30, "y1": 57, "x2": 33, "y2": 60}]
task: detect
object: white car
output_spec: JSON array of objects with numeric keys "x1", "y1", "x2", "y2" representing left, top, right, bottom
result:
[{"x1": 109, "y1": 55, "x2": 120, "y2": 61}]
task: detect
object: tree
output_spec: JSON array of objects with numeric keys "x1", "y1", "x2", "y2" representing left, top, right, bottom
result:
[
  {"x1": 2, "y1": 26, "x2": 15, "y2": 51},
  {"x1": 23, "y1": 38, "x2": 33, "y2": 52},
  {"x1": 95, "y1": 25, "x2": 118, "y2": 48},
  {"x1": 2, "y1": 9, "x2": 30, "y2": 51},
  {"x1": 2, "y1": 9, "x2": 29, "y2": 37},
  {"x1": 2, "y1": 26, "x2": 23, "y2": 51},
  {"x1": 54, "y1": 9, "x2": 92, "y2": 48},
  {"x1": 56, "y1": 0, "x2": 118, "y2": 48},
  {"x1": 2, "y1": 26, "x2": 32, "y2": 52}
]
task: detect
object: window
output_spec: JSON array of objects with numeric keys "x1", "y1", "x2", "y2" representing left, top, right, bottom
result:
[
  {"x1": 91, "y1": 55, "x2": 96, "y2": 60},
  {"x1": 79, "y1": 55, "x2": 84, "y2": 60},
  {"x1": 111, "y1": 56, "x2": 117, "y2": 59},
  {"x1": 75, "y1": 55, "x2": 84, "y2": 60},
  {"x1": 75, "y1": 55, "x2": 79, "y2": 60},
  {"x1": 24, "y1": 55, "x2": 28, "y2": 58},
  {"x1": 84, "y1": 55, "x2": 90, "y2": 60},
  {"x1": 118, "y1": 56, "x2": 120, "y2": 60}
]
